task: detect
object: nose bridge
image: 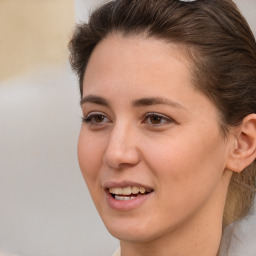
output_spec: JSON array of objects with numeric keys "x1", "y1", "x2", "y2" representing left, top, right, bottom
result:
[{"x1": 103, "y1": 119, "x2": 140, "y2": 169}]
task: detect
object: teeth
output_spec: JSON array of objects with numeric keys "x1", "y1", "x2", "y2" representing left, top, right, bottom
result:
[
  {"x1": 115, "y1": 195, "x2": 136, "y2": 201},
  {"x1": 139, "y1": 187, "x2": 146, "y2": 193},
  {"x1": 122, "y1": 186, "x2": 132, "y2": 195},
  {"x1": 109, "y1": 187, "x2": 115, "y2": 194},
  {"x1": 109, "y1": 186, "x2": 151, "y2": 196},
  {"x1": 109, "y1": 187, "x2": 122, "y2": 194},
  {"x1": 132, "y1": 186, "x2": 140, "y2": 194}
]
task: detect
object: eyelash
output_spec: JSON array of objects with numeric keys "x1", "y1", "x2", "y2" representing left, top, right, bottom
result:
[
  {"x1": 81, "y1": 112, "x2": 174, "y2": 127},
  {"x1": 143, "y1": 112, "x2": 174, "y2": 125},
  {"x1": 82, "y1": 112, "x2": 110, "y2": 125}
]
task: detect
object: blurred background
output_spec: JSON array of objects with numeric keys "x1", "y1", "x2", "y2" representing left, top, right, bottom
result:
[{"x1": 0, "y1": 0, "x2": 255, "y2": 256}]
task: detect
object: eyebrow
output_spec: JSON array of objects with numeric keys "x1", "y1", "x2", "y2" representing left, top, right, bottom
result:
[
  {"x1": 80, "y1": 95, "x2": 187, "y2": 110},
  {"x1": 132, "y1": 97, "x2": 187, "y2": 110},
  {"x1": 80, "y1": 95, "x2": 109, "y2": 106}
]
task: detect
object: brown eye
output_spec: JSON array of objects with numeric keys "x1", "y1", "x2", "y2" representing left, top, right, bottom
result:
[
  {"x1": 149, "y1": 115, "x2": 163, "y2": 124},
  {"x1": 94, "y1": 114, "x2": 105, "y2": 123},
  {"x1": 144, "y1": 113, "x2": 173, "y2": 126},
  {"x1": 82, "y1": 112, "x2": 110, "y2": 125}
]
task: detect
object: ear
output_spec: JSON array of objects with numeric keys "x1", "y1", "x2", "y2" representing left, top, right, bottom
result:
[{"x1": 226, "y1": 114, "x2": 256, "y2": 173}]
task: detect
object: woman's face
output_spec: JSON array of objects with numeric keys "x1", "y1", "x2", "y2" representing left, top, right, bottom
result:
[{"x1": 78, "y1": 35, "x2": 232, "y2": 243}]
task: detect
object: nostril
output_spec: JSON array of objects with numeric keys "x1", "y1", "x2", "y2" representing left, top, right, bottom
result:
[{"x1": 103, "y1": 154, "x2": 123, "y2": 169}]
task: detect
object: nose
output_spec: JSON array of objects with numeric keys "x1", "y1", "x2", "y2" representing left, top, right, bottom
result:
[{"x1": 103, "y1": 124, "x2": 141, "y2": 169}]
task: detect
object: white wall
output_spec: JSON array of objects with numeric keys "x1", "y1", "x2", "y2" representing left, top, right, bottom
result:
[{"x1": 235, "y1": 0, "x2": 256, "y2": 35}]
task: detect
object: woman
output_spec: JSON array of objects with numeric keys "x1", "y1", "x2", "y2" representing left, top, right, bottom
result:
[{"x1": 69, "y1": 0, "x2": 256, "y2": 255}]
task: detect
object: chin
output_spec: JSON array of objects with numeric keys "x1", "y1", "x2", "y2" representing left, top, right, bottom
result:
[
  {"x1": 102, "y1": 215, "x2": 167, "y2": 244},
  {"x1": 108, "y1": 227, "x2": 155, "y2": 243}
]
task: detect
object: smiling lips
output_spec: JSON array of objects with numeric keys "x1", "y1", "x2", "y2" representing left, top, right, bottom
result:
[{"x1": 108, "y1": 186, "x2": 153, "y2": 201}]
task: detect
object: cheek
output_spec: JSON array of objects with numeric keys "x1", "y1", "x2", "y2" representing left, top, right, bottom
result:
[
  {"x1": 143, "y1": 128, "x2": 227, "y2": 203},
  {"x1": 77, "y1": 129, "x2": 105, "y2": 185},
  {"x1": 147, "y1": 125, "x2": 226, "y2": 174}
]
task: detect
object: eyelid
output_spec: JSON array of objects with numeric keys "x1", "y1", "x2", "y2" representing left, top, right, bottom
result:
[
  {"x1": 144, "y1": 112, "x2": 170, "y2": 119},
  {"x1": 143, "y1": 112, "x2": 175, "y2": 125},
  {"x1": 84, "y1": 111, "x2": 106, "y2": 118},
  {"x1": 82, "y1": 111, "x2": 111, "y2": 124}
]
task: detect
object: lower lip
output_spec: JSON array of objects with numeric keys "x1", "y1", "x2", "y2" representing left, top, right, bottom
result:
[{"x1": 106, "y1": 192, "x2": 153, "y2": 211}]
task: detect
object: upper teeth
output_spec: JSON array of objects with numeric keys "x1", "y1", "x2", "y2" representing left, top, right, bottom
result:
[{"x1": 109, "y1": 186, "x2": 150, "y2": 195}]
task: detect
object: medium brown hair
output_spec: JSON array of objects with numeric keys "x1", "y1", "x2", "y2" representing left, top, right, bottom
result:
[{"x1": 69, "y1": 0, "x2": 256, "y2": 227}]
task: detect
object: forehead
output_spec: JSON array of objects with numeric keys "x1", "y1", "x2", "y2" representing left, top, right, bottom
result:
[
  {"x1": 82, "y1": 34, "x2": 194, "y2": 95},
  {"x1": 89, "y1": 33, "x2": 191, "y2": 66}
]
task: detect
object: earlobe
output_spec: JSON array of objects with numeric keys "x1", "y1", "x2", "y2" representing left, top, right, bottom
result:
[{"x1": 226, "y1": 114, "x2": 256, "y2": 173}]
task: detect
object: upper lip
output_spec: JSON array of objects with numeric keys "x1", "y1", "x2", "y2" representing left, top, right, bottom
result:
[{"x1": 103, "y1": 180, "x2": 154, "y2": 191}]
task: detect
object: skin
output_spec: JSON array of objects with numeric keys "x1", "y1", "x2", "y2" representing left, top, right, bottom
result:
[{"x1": 78, "y1": 35, "x2": 236, "y2": 256}]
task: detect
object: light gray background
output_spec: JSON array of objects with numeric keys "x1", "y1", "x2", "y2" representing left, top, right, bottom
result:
[{"x1": 0, "y1": 1, "x2": 255, "y2": 256}]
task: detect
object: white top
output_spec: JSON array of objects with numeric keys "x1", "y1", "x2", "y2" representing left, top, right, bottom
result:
[{"x1": 112, "y1": 248, "x2": 121, "y2": 256}]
